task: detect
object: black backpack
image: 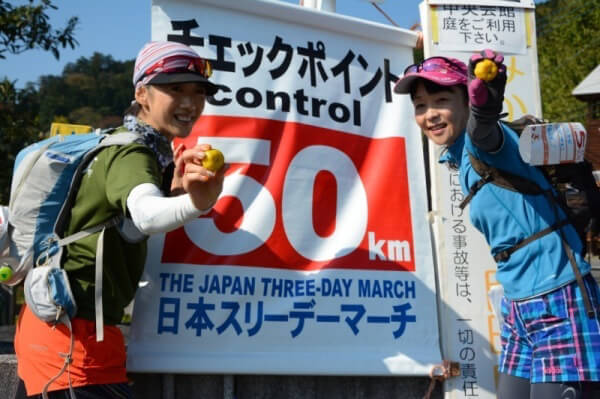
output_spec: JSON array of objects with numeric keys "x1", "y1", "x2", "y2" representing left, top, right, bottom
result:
[{"x1": 459, "y1": 115, "x2": 600, "y2": 317}]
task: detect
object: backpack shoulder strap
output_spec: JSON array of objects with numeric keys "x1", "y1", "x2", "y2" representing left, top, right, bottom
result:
[
  {"x1": 54, "y1": 130, "x2": 143, "y2": 236},
  {"x1": 100, "y1": 130, "x2": 144, "y2": 147},
  {"x1": 461, "y1": 153, "x2": 595, "y2": 317},
  {"x1": 55, "y1": 130, "x2": 143, "y2": 342},
  {"x1": 459, "y1": 152, "x2": 545, "y2": 209}
]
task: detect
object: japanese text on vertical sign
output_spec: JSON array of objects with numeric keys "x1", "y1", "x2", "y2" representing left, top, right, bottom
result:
[
  {"x1": 449, "y1": 172, "x2": 472, "y2": 303},
  {"x1": 441, "y1": 6, "x2": 517, "y2": 46},
  {"x1": 433, "y1": 5, "x2": 526, "y2": 54}
]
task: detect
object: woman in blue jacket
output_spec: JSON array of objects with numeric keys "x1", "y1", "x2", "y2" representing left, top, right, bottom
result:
[{"x1": 394, "y1": 50, "x2": 600, "y2": 398}]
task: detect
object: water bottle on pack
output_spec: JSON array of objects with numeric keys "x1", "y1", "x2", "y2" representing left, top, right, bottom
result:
[{"x1": 518, "y1": 122, "x2": 587, "y2": 166}]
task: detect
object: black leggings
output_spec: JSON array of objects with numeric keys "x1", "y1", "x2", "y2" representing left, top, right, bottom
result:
[
  {"x1": 498, "y1": 373, "x2": 600, "y2": 399},
  {"x1": 24, "y1": 383, "x2": 131, "y2": 399}
]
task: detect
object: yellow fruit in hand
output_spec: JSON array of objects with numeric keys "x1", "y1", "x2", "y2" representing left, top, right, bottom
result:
[
  {"x1": 202, "y1": 149, "x2": 225, "y2": 172},
  {"x1": 474, "y1": 59, "x2": 498, "y2": 82}
]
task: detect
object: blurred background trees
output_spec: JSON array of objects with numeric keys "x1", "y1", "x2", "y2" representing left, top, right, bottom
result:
[
  {"x1": 0, "y1": 0, "x2": 134, "y2": 202},
  {"x1": 37, "y1": 53, "x2": 134, "y2": 129},
  {"x1": 536, "y1": 0, "x2": 600, "y2": 122},
  {"x1": 0, "y1": 0, "x2": 78, "y2": 203},
  {"x1": 0, "y1": 54, "x2": 134, "y2": 202}
]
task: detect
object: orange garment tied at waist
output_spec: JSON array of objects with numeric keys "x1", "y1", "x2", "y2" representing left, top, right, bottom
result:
[{"x1": 14, "y1": 305, "x2": 128, "y2": 395}]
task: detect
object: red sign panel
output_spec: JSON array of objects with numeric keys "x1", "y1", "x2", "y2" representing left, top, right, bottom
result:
[{"x1": 163, "y1": 115, "x2": 415, "y2": 272}]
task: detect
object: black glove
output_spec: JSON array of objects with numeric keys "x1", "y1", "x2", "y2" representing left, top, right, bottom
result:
[{"x1": 468, "y1": 49, "x2": 507, "y2": 121}]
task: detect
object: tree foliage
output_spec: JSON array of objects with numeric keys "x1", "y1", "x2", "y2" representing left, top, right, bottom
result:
[
  {"x1": 0, "y1": 0, "x2": 78, "y2": 59},
  {"x1": 0, "y1": 53, "x2": 134, "y2": 202},
  {"x1": 535, "y1": 0, "x2": 600, "y2": 122},
  {"x1": 0, "y1": 79, "x2": 41, "y2": 203},
  {"x1": 37, "y1": 53, "x2": 134, "y2": 129},
  {"x1": 0, "y1": 0, "x2": 81, "y2": 202}
]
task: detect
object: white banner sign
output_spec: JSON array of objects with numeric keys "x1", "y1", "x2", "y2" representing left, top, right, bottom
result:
[{"x1": 128, "y1": 0, "x2": 442, "y2": 376}]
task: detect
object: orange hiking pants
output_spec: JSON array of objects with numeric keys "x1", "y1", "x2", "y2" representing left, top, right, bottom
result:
[{"x1": 14, "y1": 305, "x2": 128, "y2": 395}]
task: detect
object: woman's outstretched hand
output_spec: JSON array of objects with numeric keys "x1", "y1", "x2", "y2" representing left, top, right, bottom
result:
[
  {"x1": 468, "y1": 49, "x2": 507, "y2": 117},
  {"x1": 176, "y1": 144, "x2": 226, "y2": 211}
]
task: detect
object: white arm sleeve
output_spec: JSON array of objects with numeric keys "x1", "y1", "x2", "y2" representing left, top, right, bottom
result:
[{"x1": 127, "y1": 183, "x2": 212, "y2": 235}]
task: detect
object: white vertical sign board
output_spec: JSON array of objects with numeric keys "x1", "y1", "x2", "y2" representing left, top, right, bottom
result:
[
  {"x1": 419, "y1": 1, "x2": 541, "y2": 398},
  {"x1": 299, "y1": 0, "x2": 335, "y2": 11},
  {"x1": 429, "y1": 0, "x2": 535, "y2": 7},
  {"x1": 128, "y1": 0, "x2": 442, "y2": 376}
]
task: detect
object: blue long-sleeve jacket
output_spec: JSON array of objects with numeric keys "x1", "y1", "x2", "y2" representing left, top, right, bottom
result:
[{"x1": 440, "y1": 124, "x2": 590, "y2": 300}]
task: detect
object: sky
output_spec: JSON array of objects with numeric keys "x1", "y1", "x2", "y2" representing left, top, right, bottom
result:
[{"x1": 1, "y1": 0, "x2": 426, "y2": 88}]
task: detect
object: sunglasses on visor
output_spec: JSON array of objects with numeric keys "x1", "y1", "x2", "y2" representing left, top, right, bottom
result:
[
  {"x1": 403, "y1": 56, "x2": 465, "y2": 76},
  {"x1": 143, "y1": 55, "x2": 213, "y2": 79}
]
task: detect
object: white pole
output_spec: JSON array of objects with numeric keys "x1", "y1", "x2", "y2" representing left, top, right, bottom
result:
[{"x1": 298, "y1": 0, "x2": 335, "y2": 12}]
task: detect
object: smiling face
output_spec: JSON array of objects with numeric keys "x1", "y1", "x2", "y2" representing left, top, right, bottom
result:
[
  {"x1": 412, "y1": 80, "x2": 469, "y2": 147},
  {"x1": 135, "y1": 82, "x2": 207, "y2": 141}
]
